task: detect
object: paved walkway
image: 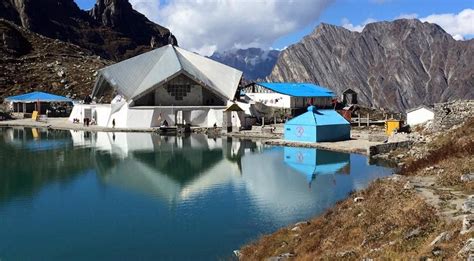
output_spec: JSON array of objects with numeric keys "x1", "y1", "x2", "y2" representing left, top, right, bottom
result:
[
  {"x1": 0, "y1": 118, "x2": 155, "y2": 132},
  {"x1": 0, "y1": 118, "x2": 387, "y2": 155}
]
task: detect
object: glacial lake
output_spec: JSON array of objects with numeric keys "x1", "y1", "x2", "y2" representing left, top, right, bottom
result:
[{"x1": 0, "y1": 127, "x2": 392, "y2": 260}]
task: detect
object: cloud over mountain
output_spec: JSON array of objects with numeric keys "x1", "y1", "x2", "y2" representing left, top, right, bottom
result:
[
  {"x1": 130, "y1": 0, "x2": 334, "y2": 55},
  {"x1": 342, "y1": 9, "x2": 474, "y2": 41},
  {"x1": 420, "y1": 9, "x2": 474, "y2": 40}
]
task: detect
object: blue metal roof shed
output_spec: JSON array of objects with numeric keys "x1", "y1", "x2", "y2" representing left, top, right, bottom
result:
[
  {"x1": 256, "y1": 82, "x2": 334, "y2": 97},
  {"x1": 284, "y1": 106, "x2": 350, "y2": 142},
  {"x1": 5, "y1": 91, "x2": 72, "y2": 103}
]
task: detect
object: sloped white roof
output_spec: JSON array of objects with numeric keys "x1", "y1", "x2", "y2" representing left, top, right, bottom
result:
[
  {"x1": 406, "y1": 105, "x2": 434, "y2": 114},
  {"x1": 92, "y1": 45, "x2": 243, "y2": 101}
]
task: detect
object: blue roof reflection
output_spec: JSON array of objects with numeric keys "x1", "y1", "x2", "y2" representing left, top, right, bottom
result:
[{"x1": 284, "y1": 147, "x2": 350, "y2": 183}]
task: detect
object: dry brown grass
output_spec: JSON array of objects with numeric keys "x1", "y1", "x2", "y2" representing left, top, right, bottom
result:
[
  {"x1": 240, "y1": 179, "x2": 452, "y2": 260},
  {"x1": 402, "y1": 118, "x2": 474, "y2": 176},
  {"x1": 435, "y1": 156, "x2": 474, "y2": 190},
  {"x1": 241, "y1": 177, "x2": 474, "y2": 260},
  {"x1": 240, "y1": 118, "x2": 474, "y2": 260}
]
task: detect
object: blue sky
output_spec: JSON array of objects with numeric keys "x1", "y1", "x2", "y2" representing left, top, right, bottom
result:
[
  {"x1": 274, "y1": 0, "x2": 474, "y2": 49},
  {"x1": 74, "y1": 0, "x2": 474, "y2": 55}
]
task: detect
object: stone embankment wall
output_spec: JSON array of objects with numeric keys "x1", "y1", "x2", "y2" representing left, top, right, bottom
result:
[
  {"x1": 432, "y1": 100, "x2": 474, "y2": 131},
  {"x1": 368, "y1": 141, "x2": 414, "y2": 156}
]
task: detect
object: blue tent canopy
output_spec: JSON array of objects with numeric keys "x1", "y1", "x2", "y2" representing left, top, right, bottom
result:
[
  {"x1": 5, "y1": 91, "x2": 72, "y2": 103},
  {"x1": 255, "y1": 82, "x2": 334, "y2": 97}
]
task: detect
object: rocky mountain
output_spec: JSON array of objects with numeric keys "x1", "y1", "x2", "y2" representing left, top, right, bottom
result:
[
  {"x1": 210, "y1": 48, "x2": 280, "y2": 80},
  {"x1": 0, "y1": 0, "x2": 176, "y2": 60},
  {"x1": 268, "y1": 19, "x2": 474, "y2": 112},
  {"x1": 0, "y1": 19, "x2": 112, "y2": 101}
]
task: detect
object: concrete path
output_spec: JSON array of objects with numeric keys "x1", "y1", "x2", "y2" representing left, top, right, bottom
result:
[
  {"x1": 0, "y1": 118, "x2": 156, "y2": 132},
  {"x1": 0, "y1": 118, "x2": 389, "y2": 156}
]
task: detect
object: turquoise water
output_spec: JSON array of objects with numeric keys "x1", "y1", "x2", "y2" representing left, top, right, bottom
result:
[{"x1": 0, "y1": 127, "x2": 392, "y2": 260}]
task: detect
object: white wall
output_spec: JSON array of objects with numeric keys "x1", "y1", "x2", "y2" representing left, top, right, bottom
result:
[
  {"x1": 95, "y1": 106, "x2": 112, "y2": 126},
  {"x1": 206, "y1": 109, "x2": 224, "y2": 127},
  {"x1": 222, "y1": 110, "x2": 244, "y2": 131},
  {"x1": 122, "y1": 107, "x2": 154, "y2": 128},
  {"x1": 245, "y1": 93, "x2": 292, "y2": 108},
  {"x1": 70, "y1": 103, "x2": 228, "y2": 129},
  {"x1": 69, "y1": 104, "x2": 112, "y2": 126},
  {"x1": 407, "y1": 108, "x2": 434, "y2": 126}
]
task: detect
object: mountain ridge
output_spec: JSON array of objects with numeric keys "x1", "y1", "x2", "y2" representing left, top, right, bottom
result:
[
  {"x1": 0, "y1": 0, "x2": 176, "y2": 60},
  {"x1": 268, "y1": 19, "x2": 474, "y2": 112},
  {"x1": 209, "y1": 47, "x2": 280, "y2": 80},
  {"x1": 0, "y1": 19, "x2": 112, "y2": 101}
]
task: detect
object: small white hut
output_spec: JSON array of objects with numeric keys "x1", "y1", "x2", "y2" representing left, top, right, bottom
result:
[
  {"x1": 222, "y1": 103, "x2": 245, "y2": 133},
  {"x1": 406, "y1": 105, "x2": 434, "y2": 126}
]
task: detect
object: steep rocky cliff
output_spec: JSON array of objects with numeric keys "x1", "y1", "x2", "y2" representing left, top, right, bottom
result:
[
  {"x1": 0, "y1": 19, "x2": 112, "y2": 101},
  {"x1": 268, "y1": 19, "x2": 474, "y2": 112},
  {"x1": 209, "y1": 48, "x2": 280, "y2": 80},
  {"x1": 0, "y1": 0, "x2": 176, "y2": 60}
]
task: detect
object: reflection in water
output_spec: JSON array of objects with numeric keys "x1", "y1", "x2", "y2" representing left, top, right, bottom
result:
[
  {"x1": 284, "y1": 147, "x2": 350, "y2": 184},
  {"x1": 0, "y1": 127, "x2": 91, "y2": 203},
  {"x1": 0, "y1": 127, "x2": 392, "y2": 260},
  {"x1": 95, "y1": 134, "x2": 248, "y2": 202}
]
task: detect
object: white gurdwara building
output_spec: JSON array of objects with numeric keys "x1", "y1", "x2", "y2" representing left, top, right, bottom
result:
[{"x1": 69, "y1": 44, "x2": 243, "y2": 129}]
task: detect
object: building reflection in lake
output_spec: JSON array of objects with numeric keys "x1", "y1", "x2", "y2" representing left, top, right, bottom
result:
[
  {"x1": 0, "y1": 127, "x2": 389, "y2": 223},
  {"x1": 283, "y1": 147, "x2": 350, "y2": 185},
  {"x1": 71, "y1": 131, "x2": 258, "y2": 203}
]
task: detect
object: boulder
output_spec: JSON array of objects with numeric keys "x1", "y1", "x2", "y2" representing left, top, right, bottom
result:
[
  {"x1": 461, "y1": 174, "x2": 474, "y2": 182},
  {"x1": 459, "y1": 238, "x2": 474, "y2": 256},
  {"x1": 57, "y1": 70, "x2": 66, "y2": 78},
  {"x1": 462, "y1": 215, "x2": 474, "y2": 235},
  {"x1": 405, "y1": 227, "x2": 421, "y2": 239},
  {"x1": 430, "y1": 231, "x2": 453, "y2": 246},
  {"x1": 266, "y1": 252, "x2": 295, "y2": 261},
  {"x1": 432, "y1": 246, "x2": 443, "y2": 256},
  {"x1": 336, "y1": 250, "x2": 356, "y2": 258},
  {"x1": 404, "y1": 181, "x2": 414, "y2": 190},
  {"x1": 463, "y1": 196, "x2": 474, "y2": 214}
]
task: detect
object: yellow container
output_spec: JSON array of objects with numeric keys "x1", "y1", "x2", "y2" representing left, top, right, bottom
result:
[
  {"x1": 385, "y1": 120, "x2": 401, "y2": 136},
  {"x1": 32, "y1": 111, "x2": 39, "y2": 120}
]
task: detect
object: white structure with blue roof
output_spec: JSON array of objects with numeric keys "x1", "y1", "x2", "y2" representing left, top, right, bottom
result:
[
  {"x1": 284, "y1": 106, "x2": 350, "y2": 142},
  {"x1": 242, "y1": 82, "x2": 335, "y2": 114}
]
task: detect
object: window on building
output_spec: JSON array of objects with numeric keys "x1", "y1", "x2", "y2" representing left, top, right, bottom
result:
[{"x1": 166, "y1": 84, "x2": 192, "y2": 100}]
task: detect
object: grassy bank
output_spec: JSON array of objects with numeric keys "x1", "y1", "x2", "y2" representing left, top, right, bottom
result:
[{"x1": 240, "y1": 118, "x2": 474, "y2": 260}]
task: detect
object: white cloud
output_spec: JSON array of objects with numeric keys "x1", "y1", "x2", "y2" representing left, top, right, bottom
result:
[
  {"x1": 395, "y1": 13, "x2": 419, "y2": 19},
  {"x1": 342, "y1": 9, "x2": 474, "y2": 41},
  {"x1": 130, "y1": 0, "x2": 161, "y2": 20},
  {"x1": 420, "y1": 9, "x2": 474, "y2": 39},
  {"x1": 271, "y1": 46, "x2": 288, "y2": 51},
  {"x1": 341, "y1": 18, "x2": 377, "y2": 32},
  {"x1": 452, "y1": 34, "x2": 465, "y2": 41},
  {"x1": 130, "y1": 0, "x2": 334, "y2": 56}
]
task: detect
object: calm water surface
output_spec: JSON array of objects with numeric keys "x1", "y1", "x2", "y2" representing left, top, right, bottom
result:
[{"x1": 0, "y1": 127, "x2": 392, "y2": 260}]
